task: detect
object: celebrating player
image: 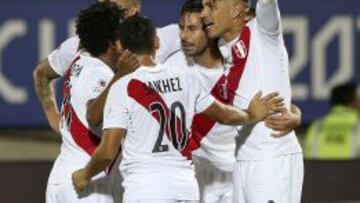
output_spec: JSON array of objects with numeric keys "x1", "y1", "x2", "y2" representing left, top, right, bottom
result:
[
  {"x1": 33, "y1": 0, "x2": 180, "y2": 202},
  {"x1": 72, "y1": 15, "x2": 284, "y2": 203},
  {"x1": 33, "y1": 0, "x2": 179, "y2": 136},
  {"x1": 39, "y1": 3, "x2": 139, "y2": 203},
  {"x1": 165, "y1": 0, "x2": 301, "y2": 202},
  {"x1": 201, "y1": 0, "x2": 304, "y2": 202}
]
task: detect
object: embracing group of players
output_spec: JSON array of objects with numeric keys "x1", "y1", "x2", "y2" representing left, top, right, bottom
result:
[{"x1": 33, "y1": 0, "x2": 304, "y2": 202}]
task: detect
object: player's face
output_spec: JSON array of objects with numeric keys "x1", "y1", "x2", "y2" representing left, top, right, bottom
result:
[
  {"x1": 110, "y1": 0, "x2": 141, "y2": 18},
  {"x1": 201, "y1": 0, "x2": 243, "y2": 38},
  {"x1": 180, "y1": 13, "x2": 208, "y2": 57}
]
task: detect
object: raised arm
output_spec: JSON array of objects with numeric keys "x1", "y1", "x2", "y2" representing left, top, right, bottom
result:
[
  {"x1": 33, "y1": 59, "x2": 61, "y2": 134},
  {"x1": 256, "y1": 0, "x2": 281, "y2": 35}
]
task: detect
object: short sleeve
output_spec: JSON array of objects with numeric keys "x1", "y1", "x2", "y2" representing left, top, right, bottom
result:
[
  {"x1": 155, "y1": 24, "x2": 181, "y2": 64},
  {"x1": 48, "y1": 36, "x2": 80, "y2": 76},
  {"x1": 103, "y1": 80, "x2": 130, "y2": 130}
]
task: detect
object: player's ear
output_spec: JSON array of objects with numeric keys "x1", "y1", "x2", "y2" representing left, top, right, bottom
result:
[
  {"x1": 114, "y1": 40, "x2": 123, "y2": 53},
  {"x1": 129, "y1": 5, "x2": 141, "y2": 17},
  {"x1": 231, "y1": 2, "x2": 247, "y2": 20},
  {"x1": 154, "y1": 36, "x2": 160, "y2": 51}
]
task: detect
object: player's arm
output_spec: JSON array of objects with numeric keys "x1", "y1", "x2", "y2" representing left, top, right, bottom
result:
[
  {"x1": 72, "y1": 128, "x2": 125, "y2": 194},
  {"x1": 33, "y1": 59, "x2": 61, "y2": 134},
  {"x1": 86, "y1": 50, "x2": 139, "y2": 127},
  {"x1": 74, "y1": 80, "x2": 129, "y2": 194},
  {"x1": 265, "y1": 103, "x2": 302, "y2": 137},
  {"x1": 201, "y1": 91, "x2": 284, "y2": 125},
  {"x1": 256, "y1": 0, "x2": 281, "y2": 35}
]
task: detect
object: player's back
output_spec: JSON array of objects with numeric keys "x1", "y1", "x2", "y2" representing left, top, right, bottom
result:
[
  {"x1": 105, "y1": 63, "x2": 213, "y2": 201},
  {"x1": 59, "y1": 52, "x2": 114, "y2": 166}
]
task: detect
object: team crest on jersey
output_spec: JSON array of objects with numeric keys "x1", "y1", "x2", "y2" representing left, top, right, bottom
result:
[
  {"x1": 71, "y1": 63, "x2": 83, "y2": 77},
  {"x1": 93, "y1": 80, "x2": 107, "y2": 93},
  {"x1": 233, "y1": 40, "x2": 247, "y2": 59}
]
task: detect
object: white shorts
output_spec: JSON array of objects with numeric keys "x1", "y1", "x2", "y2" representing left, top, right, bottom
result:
[
  {"x1": 126, "y1": 200, "x2": 198, "y2": 203},
  {"x1": 233, "y1": 153, "x2": 304, "y2": 203},
  {"x1": 46, "y1": 158, "x2": 114, "y2": 203},
  {"x1": 46, "y1": 177, "x2": 113, "y2": 203},
  {"x1": 195, "y1": 164, "x2": 233, "y2": 203}
]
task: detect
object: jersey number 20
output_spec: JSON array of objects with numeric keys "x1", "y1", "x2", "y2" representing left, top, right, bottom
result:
[{"x1": 150, "y1": 101, "x2": 188, "y2": 153}]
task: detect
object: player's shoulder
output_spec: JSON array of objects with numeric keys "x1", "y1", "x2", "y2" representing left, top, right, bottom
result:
[
  {"x1": 156, "y1": 23, "x2": 179, "y2": 35},
  {"x1": 58, "y1": 36, "x2": 80, "y2": 53},
  {"x1": 77, "y1": 53, "x2": 114, "y2": 78},
  {"x1": 163, "y1": 50, "x2": 194, "y2": 69}
]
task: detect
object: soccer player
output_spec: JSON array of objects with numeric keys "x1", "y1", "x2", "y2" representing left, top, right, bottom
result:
[
  {"x1": 72, "y1": 15, "x2": 284, "y2": 203},
  {"x1": 165, "y1": 1, "x2": 302, "y2": 202},
  {"x1": 33, "y1": 0, "x2": 179, "y2": 201},
  {"x1": 41, "y1": 3, "x2": 138, "y2": 203},
  {"x1": 201, "y1": 0, "x2": 304, "y2": 202},
  {"x1": 33, "y1": 0, "x2": 180, "y2": 136}
]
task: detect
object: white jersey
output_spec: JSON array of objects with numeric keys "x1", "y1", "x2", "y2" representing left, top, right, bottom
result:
[
  {"x1": 103, "y1": 64, "x2": 215, "y2": 201},
  {"x1": 164, "y1": 51, "x2": 236, "y2": 172},
  {"x1": 48, "y1": 24, "x2": 180, "y2": 76},
  {"x1": 57, "y1": 52, "x2": 114, "y2": 172},
  {"x1": 219, "y1": 0, "x2": 302, "y2": 161}
]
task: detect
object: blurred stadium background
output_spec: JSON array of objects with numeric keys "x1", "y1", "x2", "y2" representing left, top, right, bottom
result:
[{"x1": 0, "y1": 0, "x2": 359, "y2": 202}]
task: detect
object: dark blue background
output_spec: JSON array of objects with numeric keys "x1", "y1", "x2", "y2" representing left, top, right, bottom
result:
[{"x1": 0, "y1": 0, "x2": 359, "y2": 127}]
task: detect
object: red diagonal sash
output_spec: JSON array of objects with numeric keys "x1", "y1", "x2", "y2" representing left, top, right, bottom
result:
[
  {"x1": 127, "y1": 79, "x2": 190, "y2": 157},
  {"x1": 188, "y1": 26, "x2": 251, "y2": 153}
]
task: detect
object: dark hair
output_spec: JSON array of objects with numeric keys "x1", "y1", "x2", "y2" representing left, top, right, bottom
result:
[
  {"x1": 330, "y1": 82, "x2": 357, "y2": 106},
  {"x1": 181, "y1": 0, "x2": 204, "y2": 16},
  {"x1": 118, "y1": 15, "x2": 156, "y2": 55},
  {"x1": 76, "y1": 2, "x2": 124, "y2": 56}
]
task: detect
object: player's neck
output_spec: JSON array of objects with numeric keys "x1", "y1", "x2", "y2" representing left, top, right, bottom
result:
[
  {"x1": 194, "y1": 46, "x2": 223, "y2": 69},
  {"x1": 98, "y1": 55, "x2": 118, "y2": 72},
  {"x1": 222, "y1": 20, "x2": 246, "y2": 43},
  {"x1": 137, "y1": 54, "x2": 156, "y2": 67}
]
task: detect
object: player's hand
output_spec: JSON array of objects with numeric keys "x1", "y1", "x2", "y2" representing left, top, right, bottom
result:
[
  {"x1": 248, "y1": 91, "x2": 285, "y2": 122},
  {"x1": 72, "y1": 168, "x2": 91, "y2": 195},
  {"x1": 114, "y1": 50, "x2": 139, "y2": 80},
  {"x1": 265, "y1": 107, "x2": 301, "y2": 138}
]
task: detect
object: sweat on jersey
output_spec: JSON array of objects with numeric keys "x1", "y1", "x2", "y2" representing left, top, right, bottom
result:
[
  {"x1": 164, "y1": 51, "x2": 237, "y2": 172},
  {"x1": 219, "y1": 0, "x2": 302, "y2": 161},
  {"x1": 103, "y1": 64, "x2": 215, "y2": 201}
]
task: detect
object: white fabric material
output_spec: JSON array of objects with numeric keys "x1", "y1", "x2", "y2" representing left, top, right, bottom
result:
[
  {"x1": 104, "y1": 64, "x2": 215, "y2": 201},
  {"x1": 47, "y1": 52, "x2": 115, "y2": 202},
  {"x1": 194, "y1": 158, "x2": 233, "y2": 203},
  {"x1": 219, "y1": 17, "x2": 302, "y2": 161},
  {"x1": 127, "y1": 200, "x2": 198, "y2": 203},
  {"x1": 57, "y1": 52, "x2": 114, "y2": 168},
  {"x1": 48, "y1": 36, "x2": 80, "y2": 76},
  {"x1": 164, "y1": 51, "x2": 237, "y2": 172},
  {"x1": 233, "y1": 153, "x2": 304, "y2": 203},
  {"x1": 46, "y1": 157, "x2": 113, "y2": 203},
  {"x1": 256, "y1": 0, "x2": 281, "y2": 35},
  {"x1": 155, "y1": 24, "x2": 181, "y2": 63}
]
